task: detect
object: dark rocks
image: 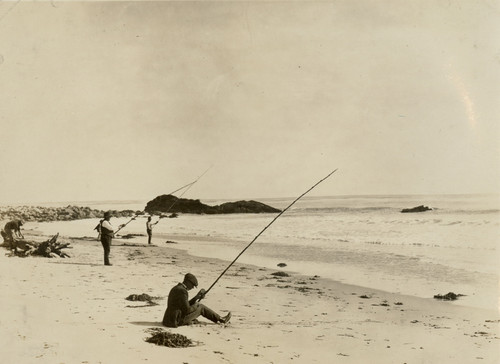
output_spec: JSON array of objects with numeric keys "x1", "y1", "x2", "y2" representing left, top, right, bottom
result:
[
  {"x1": 277, "y1": 263, "x2": 287, "y2": 267},
  {"x1": 433, "y1": 292, "x2": 465, "y2": 301},
  {"x1": 145, "y1": 194, "x2": 281, "y2": 215},
  {"x1": 216, "y1": 200, "x2": 281, "y2": 214},
  {"x1": 0, "y1": 205, "x2": 137, "y2": 222},
  {"x1": 401, "y1": 205, "x2": 432, "y2": 213}
]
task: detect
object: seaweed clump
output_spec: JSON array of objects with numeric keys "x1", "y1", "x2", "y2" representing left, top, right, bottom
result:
[
  {"x1": 126, "y1": 293, "x2": 158, "y2": 302},
  {"x1": 145, "y1": 328, "x2": 193, "y2": 348},
  {"x1": 271, "y1": 271, "x2": 290, "y2": 277},
  {"x1": 125, "y1": 293, "x2": 161, "y2": 307}
]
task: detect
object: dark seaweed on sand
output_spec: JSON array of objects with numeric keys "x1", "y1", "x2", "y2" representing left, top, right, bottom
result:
[
  {"x1": 126, "y1": 293, "x2": 160, "y2": 302},
  {"x1": 271, "y1": 271, "x2": 290, "y2": 277},
  {"x1": 125, "y1": 293, "x2": 161, "y2": 307},
  {"x1": 145, "y1": 328, "x2": 193, "y2": 348}
]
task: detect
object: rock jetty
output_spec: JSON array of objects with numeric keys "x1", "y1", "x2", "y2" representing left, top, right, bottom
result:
[
  {"x1": 0, "y1": 205, "x2": 138, "y2": 222},
  {"x1": 145, "y1": 195, "x2": 281, "y2": 215}
]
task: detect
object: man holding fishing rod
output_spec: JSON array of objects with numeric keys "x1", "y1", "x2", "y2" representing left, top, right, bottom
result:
[
  {"x1": 162, "y1": 273, "x2": 231, "y2": 327},
  {"x1": 161, "y1": 169, "x2": 337, "y2": 328},
  {"x1": 99, "y1": 211, "x2": 125, "y2": 266}
]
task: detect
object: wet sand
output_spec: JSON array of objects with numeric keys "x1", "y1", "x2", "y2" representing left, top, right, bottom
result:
[{"x1": 0, "y1": 229, "x2": 498, "y2": 363}]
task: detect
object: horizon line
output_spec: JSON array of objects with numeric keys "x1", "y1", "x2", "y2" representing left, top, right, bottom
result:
[{"x1": 1, "y1": 192, "x2": 499, "y2": 207}]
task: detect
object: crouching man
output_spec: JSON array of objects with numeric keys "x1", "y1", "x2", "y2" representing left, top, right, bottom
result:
[
  {"x1": 1, "y1": 220, "x2": 24, "y2": 250},
  {"x1": 162, "y1": 273, "x2": 231, "y2": 327}
]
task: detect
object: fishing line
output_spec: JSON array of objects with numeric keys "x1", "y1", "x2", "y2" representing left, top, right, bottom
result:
[
  {"x1": 115, "y1": 166, "x2": 212, "y2": 233},
  {"x1": 153, "y1": 165, "x2": 213, "y2": 225}
]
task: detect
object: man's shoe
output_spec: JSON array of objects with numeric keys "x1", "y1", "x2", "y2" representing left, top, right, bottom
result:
[{"x1": 220, "y1": 312, "x2": 231, "y2": 324}]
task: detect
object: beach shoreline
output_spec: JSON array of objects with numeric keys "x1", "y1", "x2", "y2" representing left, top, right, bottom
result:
[{"x1": 1, "y1": 227, "x2": 498, "y2": 363}]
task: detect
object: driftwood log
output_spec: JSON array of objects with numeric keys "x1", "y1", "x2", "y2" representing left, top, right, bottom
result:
[{"x1": 2, "y1": 234, "x2": 71, "y2": 258}]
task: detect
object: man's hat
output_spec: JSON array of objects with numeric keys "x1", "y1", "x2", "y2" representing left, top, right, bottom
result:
[
  {"x1": 184, "y1": 273, "x2": 198, "y2": 287},
  {"x1": 104, "y1": 211, "x2": 112, "y2": 218}
]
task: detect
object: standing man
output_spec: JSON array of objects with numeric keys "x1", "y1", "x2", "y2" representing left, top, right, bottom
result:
[
  {"x1": 100, "y1": 211, "x2": 119, "y2": 266},
  {"x1": 94, "y1": 218, "x2": 104, "y2": 241},
  {"x1": 162, "y1": 273, "x2": 231, "y2": 328},
  {"x1": 146, "y1": 216, "x2": 153, "y2": 245}
]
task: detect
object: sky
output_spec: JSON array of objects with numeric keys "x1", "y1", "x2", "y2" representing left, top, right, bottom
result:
[{"x1": 0, "y1": 1, "x2": 498, "y2": 204}]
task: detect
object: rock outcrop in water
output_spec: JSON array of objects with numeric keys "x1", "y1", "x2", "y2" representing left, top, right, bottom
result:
[
  {"x1": 145, "y1": 194, "x2": 281, "y2": 215},
  {"x1": 401, "y1": 205, "x2": 432, "y2": 213},
  {"x1": 433, "y1": 292, "x2": 465, "y2": 301}
]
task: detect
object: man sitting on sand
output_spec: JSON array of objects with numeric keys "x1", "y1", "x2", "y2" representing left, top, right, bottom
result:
[{"x1": 162, "y1": 273, "x2": 231, "y2": 327}]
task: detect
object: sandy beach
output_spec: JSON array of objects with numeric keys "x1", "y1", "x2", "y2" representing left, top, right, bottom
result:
[{"x1": 1, "y1": 226, "x2": 498, "y2": 364}]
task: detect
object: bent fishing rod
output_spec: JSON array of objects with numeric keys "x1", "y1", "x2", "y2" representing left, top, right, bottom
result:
[
  {"x1": 200, "y1": 168, "x2": 338, "y2": 299},
  {"x1": 115, "y1": 166, "x2": 212, "y2": 234}
]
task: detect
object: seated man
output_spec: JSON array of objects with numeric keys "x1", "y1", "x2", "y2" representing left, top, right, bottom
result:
[{"x1": 162, "y1": 273, "x2": 231, "y2": 328}]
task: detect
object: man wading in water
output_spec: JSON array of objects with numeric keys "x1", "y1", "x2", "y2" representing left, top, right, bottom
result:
[{"x1": 162, "y1": 273, "x2": 231, "y2": 327}]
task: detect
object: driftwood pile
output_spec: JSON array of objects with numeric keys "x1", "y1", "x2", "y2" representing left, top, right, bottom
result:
[
  {"x1": 7, "y1": 234, "x2": 71, "y2": 258},
  {"x1": 145, "y1": 328, "x2": 193, "y2": 348}
]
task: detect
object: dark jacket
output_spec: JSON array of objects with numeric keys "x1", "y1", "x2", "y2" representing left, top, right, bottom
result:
[
  {"x1": 100, "y1": 221, "x2": 114, "y2": 238},
  {"x1": 4, "y1": 220, "x2": 22, "y2": 233},
  {"x1": 162, "y1": 283, "x2": 197, "y2": 327}
]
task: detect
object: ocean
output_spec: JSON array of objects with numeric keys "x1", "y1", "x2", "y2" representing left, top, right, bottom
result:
[{"x1": 26, "y1": 194, "x2": 500, "y2": 310}]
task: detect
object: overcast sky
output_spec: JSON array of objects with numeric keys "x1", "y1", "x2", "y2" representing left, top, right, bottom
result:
[{"x1": 0, "y1": 1, "x2": 498, "y2": 204}]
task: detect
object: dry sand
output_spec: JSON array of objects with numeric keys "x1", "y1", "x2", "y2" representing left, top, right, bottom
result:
[{"x1": 1, "y1": 229, "x2": 498, "y2": 363}]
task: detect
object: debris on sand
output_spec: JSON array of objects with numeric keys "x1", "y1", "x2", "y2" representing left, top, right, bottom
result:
[
  {"x1": 126, "y1": 293, "x2": 160, "y2": 302},
  {"x1": 125, "y1": 293, "x2": 161, "y2": 307},
  {"x1": 271, "y1": 271, "x2": 290, "y2": 277},
  {"x1": 433, "y1": 292, "x2": 465, "y2": 301},
  {"x1": 3, "y1": 234, "x2": 71, "y2": 258},
  {"x1": 145, "y1": 328, "x2": 193, "y2": 348},
  {"x1": 119, "y1": 233, "x2": 145, "y2": 239},
  {"x1": 277, "y1": 263, "x2": 287, "y2": 267}
]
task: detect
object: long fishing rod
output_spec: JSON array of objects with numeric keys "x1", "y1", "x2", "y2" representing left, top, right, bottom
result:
[
  {"x1": 152, "y1": 165, "x2": 213, "y2": 225},
  {"x1": 202, "y1": 168, "x2": 338, "y2": 298},
  {"x1": 115, "y1": 168, "x2": 211, "y2": 234},
  {"x1": 114, "y1": 211, "x2": 144, "y2": 235}
]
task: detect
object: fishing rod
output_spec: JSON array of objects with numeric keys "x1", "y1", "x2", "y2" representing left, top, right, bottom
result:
[
  {"x1": 152, "y1": 165, "x2": 213, "y2": 226},
  {"x1": 115, "y1": 167, "x2": 211, "y2": 234},
  {"x1": 113, "y1": 210, "x2": 144, "y2": 235},
  {"x1": 201, "y1": 168, "x2": 338, "y2": 298}
]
